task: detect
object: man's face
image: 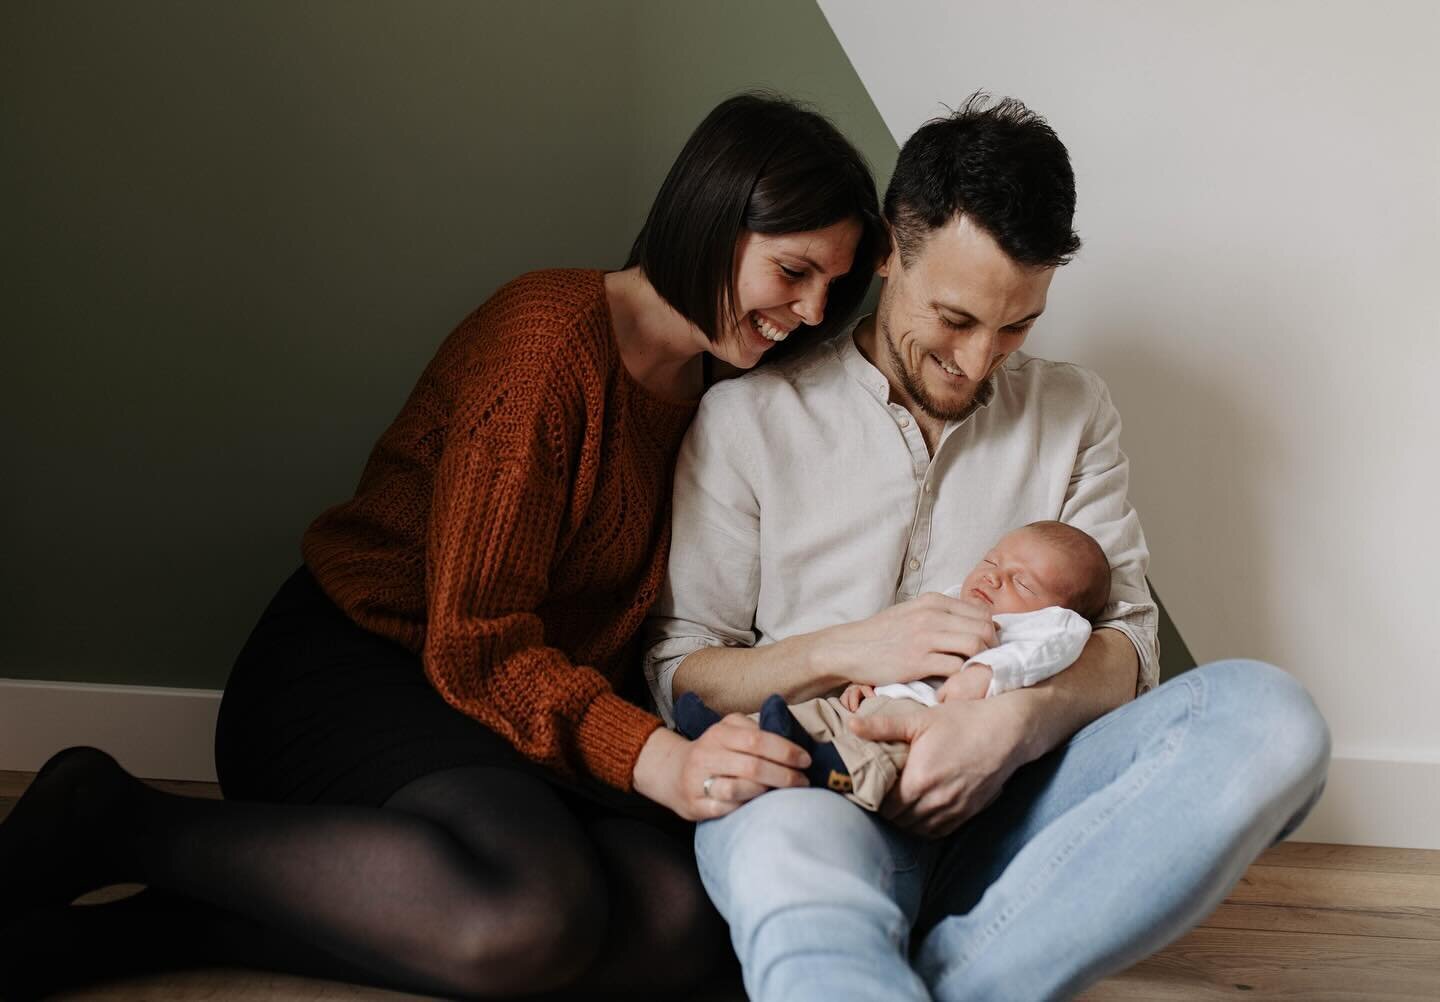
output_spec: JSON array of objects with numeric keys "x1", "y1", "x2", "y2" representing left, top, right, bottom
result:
[
  {"x1": 871, "y1": 214, "x2": 1055, "y2": 421},
  {"x1": 959, "y1": 528, "x2": 1076, "y2": 616}
]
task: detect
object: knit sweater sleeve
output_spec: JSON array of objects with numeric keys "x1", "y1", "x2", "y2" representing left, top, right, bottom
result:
[{"x1": 421, "y1": 375, "x2": 663, "y2": 791}]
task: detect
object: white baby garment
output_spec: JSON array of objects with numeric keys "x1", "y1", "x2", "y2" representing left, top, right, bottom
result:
[{"x1": 873, "y1": 602, "x2": 1092, "y2": 707}]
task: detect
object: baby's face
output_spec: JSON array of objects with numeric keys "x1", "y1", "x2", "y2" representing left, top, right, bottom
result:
[{"x1": 959, "y1": 528, "x2": 1078, "y2": 615}]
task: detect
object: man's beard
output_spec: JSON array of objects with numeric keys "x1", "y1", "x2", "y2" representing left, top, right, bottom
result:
[{"x1": 881, "y1": 314, "x2": 992, "y2": 423}]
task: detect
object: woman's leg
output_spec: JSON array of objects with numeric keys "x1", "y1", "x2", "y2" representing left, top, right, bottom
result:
[
  {"x1": 1, "y1": 568, "x2": 722, "y2": 997},
  {"x1": 1, "y1": 753, "x2": 723, "y2": 998},
  {"x1": 579, "y1": 816, "x2": 732, "y2": 993},
  {"x1": 1, "y1": 891, "x2": 385, "y2": 999},
  {"x1": 0, "y1": 750, "x2": 608, "y2": 998},
  {"x1": 382, "y1": 767, "x2": 728, "y2": 996}
]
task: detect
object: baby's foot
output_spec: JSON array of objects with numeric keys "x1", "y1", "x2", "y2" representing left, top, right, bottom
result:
[
  {"x1": 0, "y1": 746, "x2": 140, "y2": 926},
  {"x1": 757, "y1": 695, "x2": 852, "y2": 793},
  {"x1": 674, "y1": 692, "x2": 723, "y2": 740}
]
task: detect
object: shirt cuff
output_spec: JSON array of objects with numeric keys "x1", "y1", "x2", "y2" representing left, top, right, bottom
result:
[
  {"x1": 644, "y1": 635, "x2": 718, "y2": 726},
  {"x1": 1095, "y1": 602, "x2": 1160, "y2": 694}
]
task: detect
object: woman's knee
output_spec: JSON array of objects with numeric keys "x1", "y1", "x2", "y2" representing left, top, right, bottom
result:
[
  {"x1": 441, "y1": 849, "x2": 609, "y2": 995},
  {"x1": 391, "y1": 768, "x2": 610, "y2": 995}
]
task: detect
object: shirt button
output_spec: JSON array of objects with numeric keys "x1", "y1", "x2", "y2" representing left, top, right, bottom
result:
[
  {"x1": 908, "y1": 558, "x2": 921, "y2": 571},
  {"x1": 898, "y1": 416, "x2": 911, "y2": 428},
  {"x1": 924, "y1": 483, "x2": 934, "y2": 494}
]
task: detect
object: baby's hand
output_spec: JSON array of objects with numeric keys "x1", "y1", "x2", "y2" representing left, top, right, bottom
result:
[
  {"x1": 937, "y1": 663, "x2": 993, "y2": 703},
  {"x1": 840, "y1": 683, "x2": 876, "y2": 712}
]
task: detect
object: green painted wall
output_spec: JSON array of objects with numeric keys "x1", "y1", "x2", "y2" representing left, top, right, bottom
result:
[{"x1": 1, "y1": 0, "x2": 895, "y2": 687}]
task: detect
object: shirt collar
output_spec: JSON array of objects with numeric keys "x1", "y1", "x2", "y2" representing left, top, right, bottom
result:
[{"x1": 834, "y1": 318, "x2": 892, "y2": 404}]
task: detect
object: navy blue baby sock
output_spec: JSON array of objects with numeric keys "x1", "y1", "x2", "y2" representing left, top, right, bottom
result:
[
  {"x1": 673, "y1": 691, "x2": 722, "y2": 739},
  {"x1": 674, "y1": 692, "x2": 852, "y2": 794}
]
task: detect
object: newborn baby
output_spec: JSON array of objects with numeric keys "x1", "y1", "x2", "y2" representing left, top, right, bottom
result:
[{"x1": 675, "y1": 520, "x2": 1111, "y2": 811}]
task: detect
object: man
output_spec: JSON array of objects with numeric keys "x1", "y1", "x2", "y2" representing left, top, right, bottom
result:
[{"x1": 644, "y1": 94, "x2": 1329, "y2": 1001}]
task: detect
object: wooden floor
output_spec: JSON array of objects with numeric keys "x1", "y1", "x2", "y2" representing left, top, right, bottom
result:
[{"x1": 4, "y1": 771, "x2": 1438, "y2": 1000}]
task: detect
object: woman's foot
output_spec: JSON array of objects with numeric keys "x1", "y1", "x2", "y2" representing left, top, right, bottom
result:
[{"x1": 0, "y1": 746, "x2": 140, "y2": 926}]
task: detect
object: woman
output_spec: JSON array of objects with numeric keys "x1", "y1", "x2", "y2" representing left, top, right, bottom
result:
[{"x1": 0, "y1": 94, "x2": 883, "y2": 998}]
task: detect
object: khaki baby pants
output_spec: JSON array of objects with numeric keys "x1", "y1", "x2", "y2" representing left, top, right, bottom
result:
[{"x1": 776, "y1": 695, "x2": 922, "y2": 812}]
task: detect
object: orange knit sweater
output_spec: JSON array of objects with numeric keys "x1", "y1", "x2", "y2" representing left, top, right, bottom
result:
[{"x1": 302, "y1": 270, "x2": 696, "y2": 791}]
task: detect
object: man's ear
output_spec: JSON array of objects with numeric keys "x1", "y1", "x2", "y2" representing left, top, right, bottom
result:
[{"x1": 876, "y1": 231, "x2": 901, "y2": 280}]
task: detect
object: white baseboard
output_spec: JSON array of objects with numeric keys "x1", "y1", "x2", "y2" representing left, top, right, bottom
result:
[
  {"x1": 0, "y1": 679, "x2": 221, "y2": 783},
  {"x1": 1290, "y1": 753, "x2": 1440, "y2": 851},
  {"x1": 3, "y1": 680, "x2": 1437, "y2": 850}
]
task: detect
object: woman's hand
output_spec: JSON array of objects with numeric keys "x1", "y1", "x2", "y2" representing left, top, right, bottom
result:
[{"x1": 633, "y1": 719, "x2": 811, "y2": 821}]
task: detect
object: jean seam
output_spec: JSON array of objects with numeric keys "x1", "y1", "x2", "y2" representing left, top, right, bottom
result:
[
  {"x1": 940, "y1": 672, "x2": 1204, "y2": 981},
  {"x1": 751, "y1": 904, "x2": 916, "y2": 1002}
]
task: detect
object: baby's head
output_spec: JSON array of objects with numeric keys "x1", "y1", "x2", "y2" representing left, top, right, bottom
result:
[{"x1": 959, "y1": 521, "x2": 1110, "y2": 619}]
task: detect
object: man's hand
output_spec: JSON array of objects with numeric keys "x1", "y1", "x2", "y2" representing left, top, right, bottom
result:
[
  {"x1": 849, "y1": 694, "x2": 1029, "y2": 838},
  {"x1": 819, "y1": 593, "x2": 997, "y2": 688}
]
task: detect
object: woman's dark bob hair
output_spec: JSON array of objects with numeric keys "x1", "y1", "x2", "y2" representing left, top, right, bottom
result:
[{"x1": 625, "y1": 93, "x2": 884, "y2": 351}]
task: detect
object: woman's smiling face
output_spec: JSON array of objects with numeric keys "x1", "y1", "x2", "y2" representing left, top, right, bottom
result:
[{"x1": 707, "y1": 217, "x2": 865, "y2": 369}]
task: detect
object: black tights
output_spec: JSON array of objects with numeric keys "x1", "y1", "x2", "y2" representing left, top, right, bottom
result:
[{"x1": 0, "y1": 748, "x2": 728, "y2": 998}]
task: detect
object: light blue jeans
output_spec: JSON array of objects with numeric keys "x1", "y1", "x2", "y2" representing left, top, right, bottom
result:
[{"x1": 695, "y1": 660, "x2": 1330, "y2": 1001}]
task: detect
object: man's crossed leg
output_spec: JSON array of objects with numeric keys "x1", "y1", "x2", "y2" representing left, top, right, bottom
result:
[{"x1": 696, "y1": 660, "x2": 1330, "y2": 1002}]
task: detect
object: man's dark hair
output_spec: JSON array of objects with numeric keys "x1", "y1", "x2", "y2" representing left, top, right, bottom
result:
[
  {"x1": 884, "y1": 92, "x2": 1081, "y2": 268},
  {"x1": 627, "y1": 93, "x2": 885, "y2": 347}
]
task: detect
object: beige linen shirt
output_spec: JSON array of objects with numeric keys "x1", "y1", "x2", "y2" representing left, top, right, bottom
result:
[{"x1": 643, "y1": 325, "x2": 1159, "y2": 726}]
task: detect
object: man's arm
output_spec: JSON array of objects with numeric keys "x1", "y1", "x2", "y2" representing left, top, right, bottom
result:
[
  {"x1": 1058, "y1": 372, "x2": 1160, "y2": 691},
  {"x1": 851, "y1": 626, "x2": 1137, "y2": 837},
  {"x1": 672, "y1": 593, "x2": 1000, "y2": 715},
  {"x1": 643, "y1": 384, "x2": 767, "y2": 723},
  {"x1": 673, "y1": 637, "x2": 843, "y2": 715},
  {"x1": 1003, "y1": 626, "x2": 1138, "y2": 760}
]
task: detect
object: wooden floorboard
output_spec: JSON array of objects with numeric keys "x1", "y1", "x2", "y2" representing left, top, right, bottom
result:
[
  {"x1": 1254, "y1": 840, "x2": 1440, "y2": 877},
  {"x1": 0, "y1": 769, "x2": 223, "y2": 802},
  {"x1": 1231, "y1": 862, "x2": 1440, "y2": 912},
  {"x1": 5, "y1": 772, "x2": 1440, "y2": 1000},
  {"x1": 1, "y1": 769, "x2": 37, "y2": 799},
  {"x1": 1079, "y1": 927, "x2": 1440, "y2": 1000},
  {"x1": 1204, "y1": 900, "x2": 1440, "y2": 942},
  {"x1": 50, "y1": 971, "x2": 429, "y2": 1001}
]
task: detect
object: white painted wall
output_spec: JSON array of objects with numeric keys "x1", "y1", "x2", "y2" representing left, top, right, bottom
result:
[{"x1": 821, "y1": 0, "x2": 1440, "y2": 848}]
